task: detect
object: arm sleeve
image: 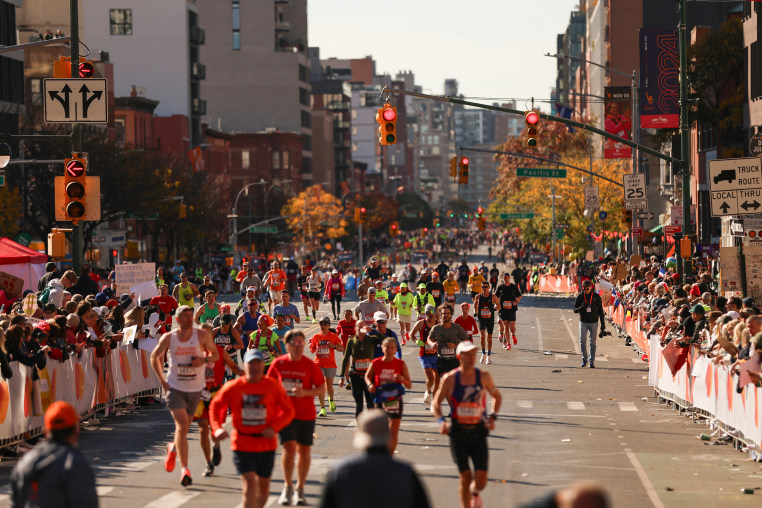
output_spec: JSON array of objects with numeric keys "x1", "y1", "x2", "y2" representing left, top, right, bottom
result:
[{"x1": 573, "y1": 295, "x2": 583, "y2": 313}]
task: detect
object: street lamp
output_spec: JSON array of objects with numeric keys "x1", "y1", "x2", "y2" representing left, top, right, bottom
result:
[{"x1": 0, "y1": 142, "x2": 11, "y2": 168}]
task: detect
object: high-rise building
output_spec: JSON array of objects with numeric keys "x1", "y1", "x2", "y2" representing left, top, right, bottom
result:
[
  {"x1": 0, "y1": 0, "x2": 24, "y2": 135},
  {"x1": 82, "y1": 0, "x2": 206, "y2": 146},
  {"x1": 198, "y1": 0, "x2": 312, "y2": 186}
]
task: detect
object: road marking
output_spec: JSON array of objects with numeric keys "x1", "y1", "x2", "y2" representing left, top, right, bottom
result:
[
  {"x1": 97, "y1": 486, "x2": 114, "y2": 496},
  {"x1": 143, "y1": 491, "x2": 199, "y2": 508},
  {"x1": 632, "y1": 358, "x2": 644, "y2": 364},
  {"x1": 516, "y1": 400, "x2": 533, "y2": 409},
  {"x1": 555, "y1": 353, "x2": 569, "y2": 359},
  {"x1": 624, "y1": 450, "x2": 666, "y2": 508},
  {"x1": 618, "y1": 402, "x2": 638, "y2": 412},
  {"x1": 567, "y1": 401, "x2": 586, "y2": 410},
  {"x1": 346, "y1": 419, "x2": 357, "y2": 427},
  {"x1": 561, "y1": 315, "x2": 581, "y2": 354},
  {"x1": 535, "y1": 317, "x2": 544, "y2": 353},
  {"x1": 96, "y1": 460, "x2": 158, "y2": 472},
  {"x1": 596, "y1": 356, "x2": 609, "y2": 362},
  {"x1": 0, "y1": 495, "x2": 7, "y2": 504}
]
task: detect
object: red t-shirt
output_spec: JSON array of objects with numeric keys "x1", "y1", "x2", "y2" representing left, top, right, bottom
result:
[
  {"x1": 371, "y1": 357, "x2": 404, "y2": 386},
  {"x1": 205, "y1": 344, "x2": 228, "y2": 389},
  {"x1": 308, "y1": 332, "x2": 342, "y2": 369},
  {"x1": 150, "y1": 295, "x2": 179, "y2": 325},
  {"x1": 337, "y1": 319, "x2": 356, "y2": 348},
  {"x1": 266, "y1": 269, "x2": 287, "y2": 291},
  {"x1": 455, "y1": 315, "x2": 478, "y2": 340},
  {"x1": 267, "y1": 355, "x2": 325, "y2": 421},
  {"x1": 209, "y1": 376, "x2": 294, "y2": 453}
]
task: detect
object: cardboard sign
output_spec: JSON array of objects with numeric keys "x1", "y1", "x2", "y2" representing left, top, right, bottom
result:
[
  {"x1": 614, "y1": 263, "x2": 628, "y2": 282},
  {"x1": 115, "y1": 263, "x2": 158, "y2": 300},
  {"x1": 629, "y1": 255, "x2": 641, "y2": 268},
  {"x1": 0, "y1": 270, "x2": 24, "y2": 300}
]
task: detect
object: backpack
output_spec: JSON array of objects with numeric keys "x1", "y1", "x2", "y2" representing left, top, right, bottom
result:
[{"x1": 37, "y1": 286, "x2": 52, "y2": 307}]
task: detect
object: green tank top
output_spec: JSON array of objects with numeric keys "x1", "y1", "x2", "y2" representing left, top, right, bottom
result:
[
  {"x1": 199, "y1": 303, "x2": 220, "y2": 323},
  {"x1": 250, "y1": 330, "x2": 277, "y2": 365},
  {"x1": 177, "y1": 283, "x2": 195, "y2": 306}
]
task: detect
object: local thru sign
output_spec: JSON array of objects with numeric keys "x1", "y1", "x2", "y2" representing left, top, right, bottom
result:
[{"x1": 709, "y1": 157, "x2": 762, "y2": 216}]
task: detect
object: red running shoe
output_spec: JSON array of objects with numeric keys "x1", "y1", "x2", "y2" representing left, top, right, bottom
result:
[
  {"x1": 512, "y1": 334, "x2": 518, "y2": 345},
  {"x1": 165, "y1": 443, "x2": 176, "y2": 472}
]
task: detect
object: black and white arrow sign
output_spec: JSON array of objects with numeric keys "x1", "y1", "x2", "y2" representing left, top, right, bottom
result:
[{"x1": 44, "y1": 78, "x2": 108, "y2": 123}]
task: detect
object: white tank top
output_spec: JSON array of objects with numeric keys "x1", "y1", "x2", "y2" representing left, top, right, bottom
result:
[
  {"x1": 166, "y1": 328, "x2": 206, "y2": 392},
  {"x1": 308, "y1": 275, "x2": 320, "y2": 292}
]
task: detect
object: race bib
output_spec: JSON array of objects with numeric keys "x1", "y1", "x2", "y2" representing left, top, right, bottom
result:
[
  {"x1": 332, "y1": 283, "x2": 339, "y2": 290},
  {"x1": 383, "y1": 398, "x2": 400, "y2": 414},
  {"x1": 241, "y1": 394, "x2": 267, "y2": 426},
  {"x1": 282, "y1": 378, "x2": 303, "y2": 395},
  {"x1": 440, "y1": 347, "x2": 455, "y2": 358},
  {"x1": 432, "y1": 290, "x2": 440, "y2": 297},
  {"x1": 317, "y1": 344, "x2": 330, "y2": 358},
  {"x1": 379, "y1": 368, "x2": 397, "y2": 384},
  {"x1": 456, "y1": 402, "x2": 482, "y2": 425},
  {"x1": 200, "y1": 388, "x2": 212, "y2": 401},
  {"x1": 302, "y1": 284, "x2": 309, "y2": 291},
  {"x1": 259, "y1": 349, "x2": 271, "y2": 361},
  {"x1": 177, "y1": 363, "x2": 197, "y2": 381},
  {"x1": 502, "y1": 301, "x2": 512, "y2": 310},
  {"x1": 446, "y1": 294, "x2": 456, "y2": 303},
  {"x1": 354, "y1": 359, "x2": 371, "y2": 371},
  {"x1": 205, "y1": 367, "x2": 215, "y2": 382},
  {"x1": 216, "y1": 335, "x2": 231, "y2": 345},
  {"x1": 480, "y1": 308, "x2": 492, "y2": 318},
  {"x1": 400, "y1": 302, "x2": 407, "y2": 308}
]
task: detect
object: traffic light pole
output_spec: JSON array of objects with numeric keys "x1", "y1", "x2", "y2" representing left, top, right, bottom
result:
[
  {"x1": 70, "y1": 0, "x2": 83, "y2": 273},
  {"x1": 678, "y1": 0, "x2": 691, "y2": 279}
]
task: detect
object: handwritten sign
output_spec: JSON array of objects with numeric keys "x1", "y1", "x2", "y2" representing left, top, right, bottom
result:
[
  {"x1": 0, "y1": 271, "x2": 24, "y2": 299},
  {"x1": 115, "y1": 263, "x2": 158, "y2": 300}
]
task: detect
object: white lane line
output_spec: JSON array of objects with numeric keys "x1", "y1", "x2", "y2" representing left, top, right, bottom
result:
[
  {"x1": 97, "y1": 486, "x2": 114, "y2": 496},
  {"x1": 632, "y1": 358, "x2": 644, "y2": 364},
  {"x1": 535, "y1": 317, "x2": 544, "y2": 354},
  {"x1": 555, "y1": 354, "x2": 569, "y2": 359},
  {"x1": 346, "y1": 418, "x2": 357, "y2": 427},
  {"x1": 596, "y1": 356, "x2": 609, "y2": 362},
  {"x1": 618, "y1": 402, "x2": 638, "y2": 412},
  {"x1": 96, "y1": 460, "x2": 159, "y2": 472},
  {"x1": 143, "y1": 491, "x2": 199, "y2": 508},
  {"x1": 516, "y1": 400, "x2": 533, "y2": 409},
  {"x1": 561, "y1": 315, "x2": 581, "y2": 354},
  {"x1": 624, "y1": 450, "x2": 666, "y2": 508},
  {"x1": 567, "y1": 401, "x2": 586, "y2": 410}
]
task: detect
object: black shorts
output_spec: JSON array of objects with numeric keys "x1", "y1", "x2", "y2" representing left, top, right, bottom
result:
[
  {"x1": 470, "y1": 291, "x2": 479, "y2": 299},
  {"x1": 477, "y1": 318, "x2": 494, "y2": 334},
  {"x1": 308, "y1": 291, "x2": 321, "y2": 300},
  {"x1": 437, "y1": 358, "x2": 459, "y2": 376},
  {"x1": 232, "y1": 450, "x2": 275, "y2": 478},
  {"x1": 279, "y1": 419, "x2": 315, "y2": 446},
  {"x1": 499, "y1": 310, "x2": 517, "y2": 322},
  {"x1": 449, "y1": 427, "x2": 489, "y2": 473},
  {"x1": 375, "y1": 398, "x2": 403, "y2": 419}
]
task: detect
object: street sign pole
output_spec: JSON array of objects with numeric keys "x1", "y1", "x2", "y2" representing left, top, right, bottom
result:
[
  {"x1": 70, "y1": 0, "x2": 82, "y2": 273},
  {"x1": 551, "y1": 183, "x2": 556, "y2": 264},
  {"x1": 679, "y1": 0, "x2": 691, "y2": 278}
]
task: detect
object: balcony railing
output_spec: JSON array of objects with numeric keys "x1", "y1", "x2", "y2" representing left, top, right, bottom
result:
[
  {"x1": 189, "y1": 26, "x2": 205, "y2": 45},
  {"x1": 191, "y1": 62, "x2": 206, "y2": 80},
  {"x1": 192, "y1": 98, "x2": 207, "y2": 115}
]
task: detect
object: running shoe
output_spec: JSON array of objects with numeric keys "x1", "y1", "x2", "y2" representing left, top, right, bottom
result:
[
  {"x1": 329, "y1": 399, "x2": 336, "y2": 413},
  {"x1": 479, "y1": 354, "x2": 485, "y2": 364},
  {"x1": 505, "y1": 342, "x2": 511, "y2": 351},
  {"x1": 471, "y1": 492, "x2": 484, "y2": 508},
  {"x1": 311, "y1": 318, "x2": 317, "y2": 324},
  {"x1": 498, "y1": 333, "x2": 504, "y2": 343},
  {"x1": 181, "y1": 468, "x2": 192, "y2": 487},
  {"x1": 318, "y1": 407, "x2": 326, "y2": 417},
  {"x1": 212, "y1": 445, "x2": 221, "y2": 466},
  {"x1": 203, "y1": 462, "x2": 214, "y2": 477},
  {"x1": 296, "y1": 487, "x2": 307, "y2": 505},
  {"x1": 165, "y1": 443, "x2": 176, "y2": 472},
  {"x1": 485, "y1": 355, "x2": 492, "y2": 365},
  {"x1": 423, "y1": 391, "x2": 431, "y2": 407},
  {"x1": 278, "y1": 485, "x2": 294, "y2": 505},
  {"x1": 513, "y1": 334, "x2": 518, "y2": 345},
  {"x1": 345, "y1": 381, "x2": 352, "y2": 390}
]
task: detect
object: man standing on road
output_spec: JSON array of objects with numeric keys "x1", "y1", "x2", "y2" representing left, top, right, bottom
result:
[
  {"x1": 429, "y1": 304, "x2": 467, "y2": 377},
  {"x1": 427, "y1": 272, "x2": 445, "y2": 307},
  {"x1": 211, "y1": 349, "x2": 295, "y2": 508},
  {"x1": 10, "y1": 402, "x2": 98, "y2": 508},
  {"x1": 495, "y1": 273, "x2": 522, "y2": 351},
  {"x1": 392, "y1": 283, "x2": 415, "y2": 343},
  {"x1": 573, "y1": 279, "x2": 606, "y2": 368},
  {"x1": 433, "y1": 342, "x2": 502, "y2": 508},
  {"x1": 268, "y1": 330, "x2": 326, "y2": 506},
  {"x1": 354, "y1": 287, "x2": 389, "y2": 326},
  {"x1": 150, "y1": 305, "x2": 219, "y2": 487},
  {"x1": 318, "y1": 409, "x2": 430, "y2": 508}
]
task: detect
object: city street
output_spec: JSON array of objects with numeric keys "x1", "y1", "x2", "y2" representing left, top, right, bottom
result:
[{"x1": 1, "y1": 255, "x2": 760, "y2": 507}]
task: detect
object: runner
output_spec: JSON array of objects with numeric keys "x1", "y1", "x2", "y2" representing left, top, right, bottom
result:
[
  {"x1": 409, "y1": 304, "x2": 439, "y2": 409},
  {"x1": 433, "y1": 342, "x2": 502, "y2": 508},
  {"x1": 473, "y1": 282, "x2": 499, "y2": 365},
  {"x1": 495, "y1": 273, "x2": 522, "y2": 351},
  {"x1": 428, "y1": 303, "x2": 467, "y2": 378},
  {"x1": 271, "y1": 313, "x2": 291, "y2": 356},
  {"x1": 353, "y1": 287, "x2": 389, "y2": 326},
  {"x1": 194, "y1": 323, "x2": 243, "y2": 477},
  {"x1": 488, "y1": 264, "x2": 500, "y2": 292},
  {"x1": 337, "y1": 309, "x2": 356, "y2": 350},
  {"x1": 308, "y1": 316, "x2": 344, "y2": 417},
  {"x1": 325, "y1": 269, "x2": 345, "y2": 320},
  {"x1": 467, "y1": 267, "x2": 485, "y2": 300},
  {"x1": 150, "y1": 305, "x2": 219, "y2": 487},
  {"x1": 173, "y1": 273, "x2": 199, "y2": 308},
  {"x1": 235, "y1": 287, "x2": 259, "y2": 316},
  {"x1": 273, "y1": 290, "x2": 301, "y2": 328},
  {"x1": 296, "y1": 265, "x2": 312, "y2": 320},
  {"x1": 367, "y1": 311, "x2": 402, "y2": 359},
  {"x1": 212, "y1": 313, "x2": 244, "y2": 360},
  {"x1": 210, "y1": 349, "x2": 295, "y2": 508},
  {"x1": 457, "y1": 260, "x2": 470, "y2": 295},
  {"x1": 414, "y1": 283, "x2": 435, "y2": 317},
  {"x1": 387, "y1": 274, "x2": 401, "y2": 321},
  {"x1": 264, "y1": 261, "x2": 287, "y2": 314},
  {"x1": 443, "y1": 271, "x2": 459, "y2": 306},
  {"x1": 249, "y1": 315, "x2": 281, "y2": 373},
  {"x1": 211, "y1": 304, "x2": 233, "y2": 328},
  {"x1": 365, "y1": 337, "x2": 412, "y2": 454},
  {"x1": 267, "y1": 330, "x2": 325, "y2": 506},
  {"x1": 240, "y1": 267, "x2": 264, "y2": 298},
  {"x1": 198, "y1": 274, "x2": 218, "y2": 299},
  {"x1": 194, "y1": 290, "x2": 221, "y2": 325},
  {"x1": 373, "y1": 280, "x2": 389, "y2": 306},
  {"x1": 235, "y1": 299, "x2": 262, "y2": 350},
  {"x1": 307, "y1": 268, "x2": 323, "y2": 323},
  {"x1": 339, "y1": 321, "x2": 376, "y2": 416},
  {"x1": 150, "y1": 284, "x2": 178, "y2": 328},
  {"x1": 426, "y1": 273, "x2": 445, "y2": 307},
  {"x1": 454, "y1": 303, "x2": 478, "y2": 343},
  {"x1": 392, "y1": 283, "x2": 415, "y2": 344}
]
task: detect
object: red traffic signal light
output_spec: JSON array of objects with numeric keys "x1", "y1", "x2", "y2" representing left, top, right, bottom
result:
[
  {"x1": 65, "y1": 158, "x2": 85, "y2": 177},
  {"x1": 381, "y1": 108, "x2": 396, "y2": 122},
  {"x1": 111, "y1": 249, "x2": 118, "y2": 257},
  {"x1": 63, "y1": 153, "x2": 88, "y2": 221},
  {"x1": 376, "y1": 104, "x2": 398, "y2": 145},
  {"x1": 525, "y1": 111, "x2": 540, "y2": 147},
  {"x1": 360, "y1": 207, "x2": 367, "y2": 213},
  {"x1": 78, "y1": 61, "x2": 94, "y2": 78},
  {"x1": 477, "y1": 206, "x2": 483, "y2": 214},
  {"x1": 525, "y1": 111, "x2": 539, "y2": 125},
  {"x1": 460, "y1": 156, "x2": 469, "y2": 165}
]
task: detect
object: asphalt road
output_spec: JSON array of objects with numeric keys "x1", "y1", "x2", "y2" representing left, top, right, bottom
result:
[{"x1": 1, "y1": 250, "x2": 761, "y2": 507}]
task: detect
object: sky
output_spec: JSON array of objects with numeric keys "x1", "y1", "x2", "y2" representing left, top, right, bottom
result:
[{"x1": 308, "y1": 0, "x2": 580, "y2": 106}]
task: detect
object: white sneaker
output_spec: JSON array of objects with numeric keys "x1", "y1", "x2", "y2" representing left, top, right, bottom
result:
[
  {"x1": 479, "y1": 354, "x2": 486, "y2": 364},
  {"x1": 423, "y1": 391, "x2": 431, "y2": 406},
  {"x1": 278, "y1": 485, "x2": 294, "y2": 505},
  {"x1": 485, "y1": 355, "x2": 492, "y2": 365}
]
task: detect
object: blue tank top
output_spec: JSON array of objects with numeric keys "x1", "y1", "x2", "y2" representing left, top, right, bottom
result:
[
  {"x1": 450, "y1": 368, "x2": 486, "y2": 427},
  {"x1": 241, "y1": 311, "x2": 259, "y2": 349}
]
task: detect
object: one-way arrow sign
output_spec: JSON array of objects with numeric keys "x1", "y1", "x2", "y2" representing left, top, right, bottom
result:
[
  {"x1": 741, "y1": 200, "x2": 761, "y2": 212},
  {"x1": 636, "y1": 212, "x2": 654, "y2": 220},
  {"x1": 44, "y1": 78, "x2": 108, "y2": 123}
]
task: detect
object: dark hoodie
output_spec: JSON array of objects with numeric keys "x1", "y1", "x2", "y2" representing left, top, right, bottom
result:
[{"x1": 10, "y1": 439, "x2": 98, "y2": 508}]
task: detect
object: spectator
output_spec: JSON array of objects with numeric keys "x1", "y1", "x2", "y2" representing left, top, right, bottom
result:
[
  {"x1": 44, "y1": 270, "x2": 78, "y2": 308},
  {"x1": 38, "y1": 262, "x2": 60, "y2": 291},
  {"x1": 68, "y1": 265, "x2": 99, "y2": 298}
]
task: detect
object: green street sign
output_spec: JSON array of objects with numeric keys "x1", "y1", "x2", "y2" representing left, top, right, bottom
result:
[
  {"x1": 219, "y1": 246, "x2": 233, "y2": 252},
  {"x1": 517, "y1": 167, "x2": 567, "y2": 178},
  {"x1": 249, "y1": 226, "x2": 278, "y2": 234},
  {"x1": 556, "y1": 229, "x2": 565, "y2": 240},
  {"x1": 499, "y1": 213, "x2": 535, "y2": 220},
  {"x1": 14, "y1": 232, "x2": 31, "y2": 247},
  {"x1": 0, "y1": 171, "x2": 5, "y2": 187}
]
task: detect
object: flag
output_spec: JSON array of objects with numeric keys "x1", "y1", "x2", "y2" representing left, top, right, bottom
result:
[
  {"x1": 187, "y1": 146, "x2": 205, "y2": 173},
  {"x1": 555, "y1": 103, "x2": 576, "y2": 133}
]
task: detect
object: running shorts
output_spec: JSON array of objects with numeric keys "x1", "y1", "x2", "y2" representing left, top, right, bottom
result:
[
  {"x1": 279, "y1": 419, "x2": 315, "y2": 446},
  {"x1": 477, "y1": 318, "x2": 495, "y2": 335},
  {"x1": 232, "y1": 450, "x2": 276, "y2": 478},
  {"x1": 166, "y1": 389, "x2": 202, "y2": 416},
  {"x1": 375, "y1": 398, "x2": 403, "y2": 419},
  {"x1": 418, "y1": 355, "x2": 438, "y2": 370},
  {"x1": 308, "y1": 291, "x2": 321, "y2": 300},
  {"x1": 449, "y1": 427, "x2": 489, "y2": 473},
  {"x1": 499, "y1": 310, "x2": 517, "y2": 322}
]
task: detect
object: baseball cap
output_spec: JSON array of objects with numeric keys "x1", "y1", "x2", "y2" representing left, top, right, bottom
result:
[
  {"x1": 106, "y1": 299, "x2": 119, "y2": 309},
  {"x1": 246, "y1": 286, "x2": 256, "y2": 293},
  {"x1": 220, "y1": 304, "x2": 230, "y2": 312},
  {"x1": 456, "y1": 341, "x2": 478, "y2": 356},
  {"x1": 176, "y1": 304, "x2": 193, "y2": 315},
  {"x1": 373, "y1": 311, "x2": 388, "y2": 322},
  {"x1": 319, "y1": 316, "x2": 331, "y2": 324},
  {"x1": 45, "y1": 401, "x2": 79, "y2": 431},
  {"x1": 35, "y1": 321, "x2": 50, "y2": 333},
  {"x1": 95, "y1": 292, "x2": 109, "y2": 305},
  {"x1": 243, "y1": 349, "x2": 265, "y2": 363},
  {"x1": 432, "y1": 272, "x2": 439, "y2": 278},
  {"x1": 66, "y1": 313, "x2": 80, "y2": 328},
  {"x1": 367, "y1": 287, "x2": 377, "y2": 293},
  {"x1": 418, "y1": 283, "x2": 426, "y2": 289},
  {"x1": 332, "y1": 269, "x2": 339, "y2": 274},
  {"x1": 424, "y1": 304, "x2": 436, "y2": 315},
  {"x1": 690, "y1": 304, "x2": 706, "y2": 314},
  {"x1": 353, "y1": 409, "x2": 390, "y2": 450},
  {"x1": 399, "y1": 282, "x2": 408, "y2": 288}
]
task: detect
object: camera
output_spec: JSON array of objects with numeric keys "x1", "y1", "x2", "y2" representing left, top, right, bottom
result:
[{"x1": 598, "y1": 330, "x2": 612, "y2": 338}]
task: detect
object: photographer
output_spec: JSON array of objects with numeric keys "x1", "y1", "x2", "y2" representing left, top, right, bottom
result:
[{"x1": 573, "y1": 280, "x2": 606, "y2": 368}]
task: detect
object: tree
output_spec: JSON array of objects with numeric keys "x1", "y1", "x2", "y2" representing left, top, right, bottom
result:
[
  {"x1": 394, "y1": 191, "x2": 434, "y2": 230},
  {"x1": 359, "y1": 192, "x2": 399, "y2": 230},
  {"x1": 281, "y1": 185, "x2": 348, "y2": 250}
]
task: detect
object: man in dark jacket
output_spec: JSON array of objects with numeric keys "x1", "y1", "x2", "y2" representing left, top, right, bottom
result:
[
  {"x1": 573, "y1": 279, "x2": 606, "y2": 368},
  {"x1": 319, "y1": 409, "x2": 430, "y2": 508},
  {"x1": 11, "y1": 401, "x2": 98, "y2": 508},
  {"x1": 37, "y1": 262, "x2": 60, "y2": 292},
  {"x1": 68, "y1": 264, "x2": 99, "y2": 298}
]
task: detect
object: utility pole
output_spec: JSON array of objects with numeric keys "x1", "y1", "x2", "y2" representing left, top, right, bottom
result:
[
  {"x1": 358, "y1": 222, "x2": 364, "y2": 267},
  {"x1": 551, "y1": 183, "x2": 557, "y2": 264},
  {"x1": 69, "y1": 0, "x2": 83, "y2": 272},
  {"x1": 678, "y1": 0, "x2": 691, "y2": 278}
]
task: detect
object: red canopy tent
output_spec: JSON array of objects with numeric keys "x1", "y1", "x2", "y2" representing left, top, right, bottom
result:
[{"x1": 0, "y1": 238, "x2": 48, "y2": 294}]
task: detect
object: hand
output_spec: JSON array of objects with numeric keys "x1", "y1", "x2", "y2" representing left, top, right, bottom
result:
[
  {"x1": 439, "y1": 421, "x2": 450, "y2": 435},
  {"x1": 190, "y1": 356, "x2": 206, "y2": 368},
  {"x1": 339, "y1": 378, "x2": 345, "y2": 388},
  {"x1": 367, "y1": 383, "x2": 376, "y2": 393},
  {"x1": 214, "y1": 428, "x2": 229, "y2": 441},
  {"x1": 485, "y1": 417, "x2": 496, "y2": 431},
  {"x1": 161, "y1": 380, "x2": 170, "y2": 392},
  {"x1": 262, "y1": 427, "x2": 276, "y2": 439},
  {"x1": 291, "y1": 386, "x2": 305, "y2": 397}
]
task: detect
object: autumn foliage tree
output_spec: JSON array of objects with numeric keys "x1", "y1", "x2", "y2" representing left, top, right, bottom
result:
[{"x1": 281, "y1": 185, "x2": 348, "y2": 250}]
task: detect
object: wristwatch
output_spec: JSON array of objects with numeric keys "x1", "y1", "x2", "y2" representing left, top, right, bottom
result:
[{"x1": 487, "y1": 413, "x2": 497, "y2": 421}]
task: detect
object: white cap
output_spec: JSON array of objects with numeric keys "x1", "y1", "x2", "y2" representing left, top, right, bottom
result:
[
  {"x1": 725, "y1": 310, "x2": 740, "y2": 320},
  {"x1": 373, "y1": 311, "x2": 388, "y2": 322},
  {"x1": 456, "y1": 341, "x2": 478, "y2": 356}
]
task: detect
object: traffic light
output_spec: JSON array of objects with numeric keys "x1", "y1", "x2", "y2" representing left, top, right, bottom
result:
[
  {"x1": 389, "y1": 221, "x2": 399, "y2": 237},
  {"x1": 434, "y1": 218, "x2": 441, "y2": 228},
  {"x1": 476, "y1": 206, "x2": 483, "y2": 218},
  {"x1": 448, "y1": 210, "x2": 454, "y2": 218},
  {"x1": 360, "y1": 207, "x2": 367, "y2": 224},
  {"x1": 449, "y1": 156, "x2": 457, "y2": 180},
  {"x1": 525, "y1": 110, "x2": 540, "y2": 147},
  {"x1": 478, "y1": 217, "x2": 486, "y2": 231},
  {"x1": 376, "y1": 103, "x2": 397, "y2": 145},
  {"x1": 47, "y1": 230, "x2": 66, "y2": 259},
  {"x1": 63, "y1": 153, "x2": 87, "y2": 221},
  {"x1": 458, "y1": 156, "x2": 470, "y2": 184},
  {"x1": 53, "y1": 56, "x2": 95, "y2": 78},
  {"x1": 623, "y1": 210, "x2": 632, "y2": 226}
]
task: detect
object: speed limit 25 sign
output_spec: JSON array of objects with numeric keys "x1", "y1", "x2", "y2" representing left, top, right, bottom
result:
[{"x1": 623, "y1": 173, "x2": 647, "y2": 210}]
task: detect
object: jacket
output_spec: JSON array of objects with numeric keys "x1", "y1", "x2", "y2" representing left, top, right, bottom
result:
[
  {"x1": 45, "y1": 279, "x2": 65, "y2": 308},
  {"x1": 68, "y1": 275, "x2": 98, "y2": 298},
  {"x1": 573, "y1": 291, "x2": 606, "y2": 327},
  {"x1": 10, "y1": 440, "x2": 98, "y2": 508}
]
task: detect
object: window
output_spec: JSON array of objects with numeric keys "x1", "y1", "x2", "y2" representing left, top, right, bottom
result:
[
  {"x1": 232, "y1": 0, "x2": 241, "y2": 50},
  {"x1": 301, "y1": 110, "x2": 311, "y2": 128},
  {"x1": 241, "y1": 150, "x2": 250, "y2": 169},
  {"x1": 29, "y1": 78, "x2": 42, "y2": 105},
  {"x1": 109, "y1": 9, "x2": 132, "y2": 36},
  {"x1": 282, "y1": 151, "x2": 290, "y2": 169},
  {"x1": 272, "y1": 151, "x2": 281, "y2": 170}
]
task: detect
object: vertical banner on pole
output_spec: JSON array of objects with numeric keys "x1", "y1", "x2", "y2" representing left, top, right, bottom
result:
[
  {"x1": 604, "y1": 87, "x2": 632, "y2": 159},
  {"x1": 639, "y1": 27, "x2": 679, "y2": 129}
]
